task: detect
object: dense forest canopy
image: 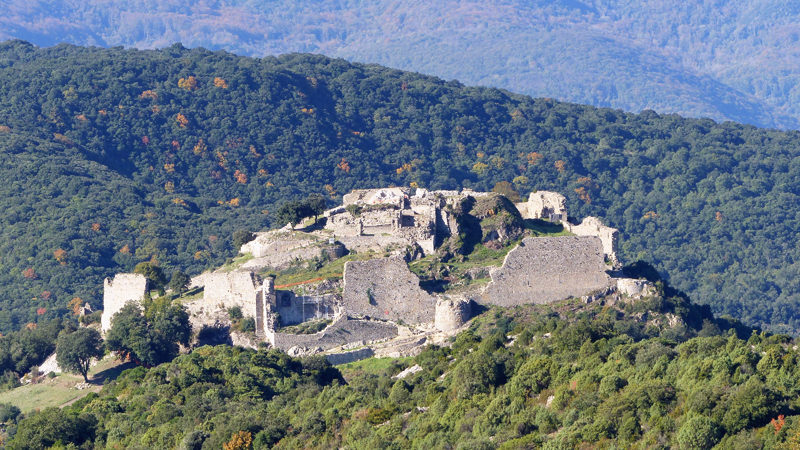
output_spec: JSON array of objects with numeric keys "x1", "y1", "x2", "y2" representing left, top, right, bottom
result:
[
  {"x1": 5, "y1": 295, "x2": 800, "y2": 448},
  {"x1": 2, "y1": 0, "x2": 800, "y2": 129},
  {"x1": 0, "y1": 41, "x2": 800, "y2": 334}
]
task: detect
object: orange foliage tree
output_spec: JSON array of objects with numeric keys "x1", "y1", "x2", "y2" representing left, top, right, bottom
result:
[
  {"x1": 178, "y1": 76, "x2": 198, "y2": 91},
  {"x1": 223, "y1": 431, "x2": 253, "y2": 450},
  {"x1": 337, "y1": 158, "x2": 351, "y2": 173},
  {"x1": 176, "y1": 113, "x2": 189, "y2": 128},
  {"x1": 53, "y1": 248, "x2": 68, "y2": 265},
  {"x1": 213, "y1": 77, "x2": 228, "y2": 88},
  {"x1": 68, "y1": 297, "x2": 83, "y2": 316}
]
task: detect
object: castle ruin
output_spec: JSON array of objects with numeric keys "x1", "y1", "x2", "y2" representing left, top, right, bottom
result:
[{"x1": 102, "y1": 188, "x2": 648, "y2": 361}]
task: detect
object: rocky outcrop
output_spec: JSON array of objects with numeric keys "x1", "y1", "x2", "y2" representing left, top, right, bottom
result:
[{"x1": 482, "y1": 236, "x2": 613, "y2": 307}]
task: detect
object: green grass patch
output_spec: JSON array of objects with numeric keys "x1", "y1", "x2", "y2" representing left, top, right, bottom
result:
[
  {"x1": 268, "y1": 250, "x2": 377, "y2": 286},
  {"x1": 337, "y1": 357, "x2": 411, "y2": 380},
  {"x1": 278, "y1": 319, "x2": 331, "y2": 334},
  {"x1": 219, "y1": 252, "x2": 255, "y2": 272}
]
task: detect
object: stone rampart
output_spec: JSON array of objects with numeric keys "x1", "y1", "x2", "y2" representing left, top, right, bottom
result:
[
  {"x1": 342, "y1": 256, "x2": 436, "y2": 324},
  {"x1": 565, "y1": 216, "x2": 619, "y2": 264},
  {"x1": 435, "y1": 297, "x2": 472, "y2": 332},
  {"x1": 101, "y1": 273, "x2": 149, "y2": 333},
  {"x1": 202, "y1": 272, "x2": 262, "y2": 318},
  {"x1": 482, "y1": 236, "x2": 613, "y2": 307},
  {"x1": 268, "y1": 316, "x2": 398, "y2": 350},
  {"x1": 516, "y1": 191, "x2": 568, "y2": 221}
]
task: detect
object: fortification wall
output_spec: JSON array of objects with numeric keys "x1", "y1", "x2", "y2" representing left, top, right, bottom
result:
[
  {"x1": 565, "y1": 217, "x2": 619, "y2": 264},
  {"x1": 343, "y1": 187, "x2": 407, "y2": 207},
  {"x1": 482, "y1": 236, "x2": 613, "y2": 307},
  {"x1": 275, "y1": 292, "x2": 339, "y2": 325},
  {"x1": 269, "y1": 316, "x2": 398, "y2": 351},
  {"x1": 516, "y1": 191, "x2": 568, "y2": 221},
  {"x1": 202, "y1": 272, "x2": 261, "y2": 318},
  {"x1": 101, "y1": 274, "x2": 148, "y2": 333},
  {"x1": 435, "y1": 297, "x2": 472, "y2": 332},
  {"x1": 342, "y1": 256, "x2": 437, "y2": 324}
]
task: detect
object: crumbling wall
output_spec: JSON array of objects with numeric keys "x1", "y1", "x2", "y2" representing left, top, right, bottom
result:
[
  {"x1": 101, "y1": 274, "x2": 149, "y2": 333},
  {"x1": 516, "y1": 191, "x2": 568, "y2": 221},
  {"x1": 343, "y1": 187, "x2": 408, "y2": 207},
  {"x1": 326, "y1": 348, "x2": 375, "y2": 365},
  {"x1": 616, "y1": 278, "x2": 656, "y2": 298},
  {"x1": 274, "y1": 291, "x2": 339, "y2": 325},
  {"x1": 565, "y1": 216, "x2": 619, "y2": 264},
  {"x1": 435, "y1": 297, "x2": 471, "y2": 331},
  {"x1": 482, "y1": 236, "x2": 613, "y2": 307},
  {"x1": 202, "y1": 272, "x2": 262, "y2": 318},
  {"x1": 268, "y1": 316, "x2": 398, "y2": 351},
  {"x1": 342, "y1": 256, "x2": 437, "y2": 324}
]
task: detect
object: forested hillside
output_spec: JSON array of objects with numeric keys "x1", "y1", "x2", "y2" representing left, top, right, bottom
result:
[
  {"x1": 3, "y1": 0, "x2": 800, "y2": 129},
  {"x1": 1, "y1": 41, "x2": 800, "y2": 334},
  {"x1": 5, "y1": 297, "x2": 799, "y2": 448}
]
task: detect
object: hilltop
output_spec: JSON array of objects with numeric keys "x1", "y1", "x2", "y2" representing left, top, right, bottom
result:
[
  {"x1": 1, "y1": 42, "x2": 800, "y2": 335},
  {"x1": 2, "y1": 1, "x2": 800, "y2": 129}
]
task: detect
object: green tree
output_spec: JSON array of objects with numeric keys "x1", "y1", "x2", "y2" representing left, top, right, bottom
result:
[
  {"x1": 168, "y1": 270, "x2": 191, "y2": 294},
  {"x1": 676, "y1": 415, "x2": 720, "y2": 449},
  {"x1": 134, "y1": 262, "x2": 167, "y2": 292},
  {"x1": 105, "y1": 299, "x2": 191, "y2": 367},
  {"x1": 233, "y1": 229, "x2": 256, "y2": 249},
  {"x1": 56, "y1": 328, "x2": 104, "y2": 382},
  {"x1": 306, "y1": 194, "x2": 327, "y2": 223},
  {"x1": 7, "y1": 407, "x2": 96, "y2": 450}
]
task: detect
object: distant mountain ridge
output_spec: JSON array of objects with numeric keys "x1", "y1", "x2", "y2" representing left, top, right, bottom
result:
[{"x1": 2, "y1": 0, "x2": 800, "y2": 129}]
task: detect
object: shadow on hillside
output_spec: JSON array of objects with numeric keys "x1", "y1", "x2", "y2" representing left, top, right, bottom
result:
[
  {"x1": 195, "y1": 324, "x2": 233, "y2": 347},
  {"x1": 90, "y1": 361, "x2": 137, "y2": 385}
]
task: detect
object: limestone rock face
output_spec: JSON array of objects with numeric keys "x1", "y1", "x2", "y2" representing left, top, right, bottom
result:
[
  {"x1": 101, "y1": 273, "x2": 148, "y2": 333},
  {"x1": 482, "y1": 236, "x2": 613, "y2": 307},
  {"x1": 616, "y1": 278, "x2": 656, "y2": 298},
  {"x1": 342, "y1": 256, "x2": 436, "y2": 324}
]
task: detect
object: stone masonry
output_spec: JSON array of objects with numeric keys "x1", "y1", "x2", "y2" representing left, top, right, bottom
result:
[
  {"x1": 101, "y1": 273, "x2": 149, "y2": 333},
  {"x1": 342, "y1": 256, "x2": 437, "y2": 324},
  {"x1": 482, "y1": 236, "x2": 613, "y2": 307},
  {"x1": 516, "y1": 191, "x2": 568, "y2": 222},
  {"x1": 565, "y1": 217, "x2": 620, "y2": 265}
]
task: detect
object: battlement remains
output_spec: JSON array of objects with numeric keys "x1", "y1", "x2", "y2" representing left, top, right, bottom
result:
[
  {"x1": 565, "y1": 216, "x2": 619, "y2": 265},
  {"x1": 101, "y1": 273, "x2": 149, "y2": 333},
  {"x1": 516, "y1": 191, "x2": 568, "y2": 222},
  {"x1": 342, "y1": 256, "x2": 437, "y2": 324},
  {"x1": 482, "y1": 236, "x2": 613, "y2": 307}
]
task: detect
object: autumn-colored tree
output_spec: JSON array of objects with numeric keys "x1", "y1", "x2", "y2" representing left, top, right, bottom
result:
[
  {"x1": 91, "y1": 222, "x2": 101, "y2": 232},
  {"x1": 164, "y1": 181, "x2": 175, "y2": 193},
  {"x1": 492, "y1": 181, "x2": 521, "y2": 202},
  {"x1": 223, "y1": 431, "x2": 253, "y2": 450},
  {"x1": 575, "y1": 186, "x2": 591, "y2": 204},
  {"x1": 53, "y1": 248, "x2": 68, "y2": 265},
  {"x1": 139, "y1": 90, "x2": 157, "y2": 100},
  {"x1": 337, "y1": 158, "x2": 351, "y2": 173},
  {"x1": 554, "y1": 160, "x2": 566, "y2": 173},
  {"x1": 229, "y1": 198, "x2": 240, "y2": 207},
  {"x1": 177, "y1": 76, "x2": 198, "y2": 91},
  {"x1": 22, "y1": 267, "x2": 36, "y2": 279},
  {"x1": 234, "y1": 170, "x2": 248, "y2": 184},
  {"x1": 171, "y1": 140, "x2": 180, "y2": 150},
  {"x1": 512, "y1": 175, "x2": 529, "y2": 187},
  {"x1": 472, "y1": 161, "x2": 489, "y2": 176},
  {"x1": 324, "y1": 184, "x2": 336, "y2": 197},
  {"x1": 141, "y1": 135, "x2": 149, "y2": 145},
  {"x1": 25, "y1": 323, "x2": 37, "y2": 330},
  {"x1": 41, "y1": 291, "x2": 52, "y2": 300},
  {"x1": 119, "y1": 244, "x2": 131, "y2": 254},
  {"x1": 175, "y1": 113, "x2": 189, "y2": 128},
  {"x1": 36, "y1": 307, "x2": 46, "y2": 316},
  {"x1": 164, "y1": 163, "x2": 175, "y2": 173},
  {"x1": 193, "y1": 138, "x2": 207, "y2": 155},
  {"x1": 715, "y1": 211, "x2": 723, "y2": 222},
  {"x1": 213, "y1": 77, "x2": 228, "y2": 88},
  {"x1": 68, "y1": 297, "x2": 83, "y2": 316},
  {"x1": 0, "y1": 125, "x2": 10, "y2": 133}
]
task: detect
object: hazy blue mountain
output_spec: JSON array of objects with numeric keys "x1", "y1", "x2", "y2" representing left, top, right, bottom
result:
[{"x1": 2, "y1": 0, "x2": 800, "y2": 129}]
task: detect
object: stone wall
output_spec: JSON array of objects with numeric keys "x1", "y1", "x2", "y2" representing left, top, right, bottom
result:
[
  {"x1": 343, "y1": 187, "x2": 407, "y2": 207},
  {"x1": 434, "y1": 297, "x2": 472, "y2": 332},
  {"x1": 616, "y1": 278, "x2": 656, "y2": 298},
  {"x1": 564, "y1": 216, "x2": 619, "y2": 264},
  {"x1": 482, "y1": 236, "x2": 613, "y2": 307},
  {"x1": 202, "y1": 272, "x2": 263, "y2": 318},
  {"x1": 275, "y1": 291, "x2": 339, "y2": 325},
  {"x1": 342, "y1": 256, "x2": 437, "y2": 324},
  {"x1": 101, "y1": 273, "x2": 149, "y2": 333},
  {"x1": 516, "y1": 191, "x2": 568, "y2": 221},
  {"x1": 268, "y1": 316, "x2": 398, "y2": 351}
]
